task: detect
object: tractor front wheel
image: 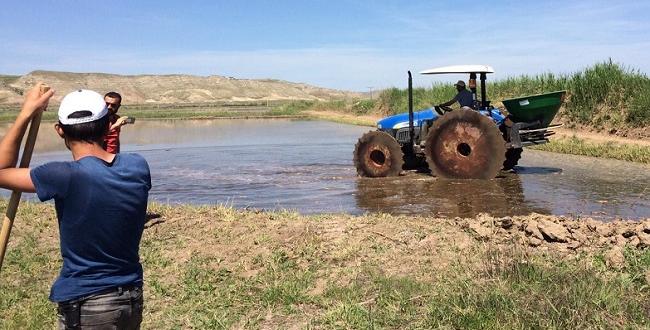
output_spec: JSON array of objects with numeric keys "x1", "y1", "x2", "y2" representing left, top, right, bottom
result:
[{"x1": 354, "y1": 131, "x2": 404, "y2": 177}]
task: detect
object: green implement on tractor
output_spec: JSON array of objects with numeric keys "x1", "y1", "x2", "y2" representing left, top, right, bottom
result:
[{"x1": 502, "y1": 91, "x2": 566, "y2": 128}]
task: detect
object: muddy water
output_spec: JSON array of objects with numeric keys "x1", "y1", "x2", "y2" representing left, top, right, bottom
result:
[{"x1": 2, "y1": 119, "x2": 649, "y2": 220}]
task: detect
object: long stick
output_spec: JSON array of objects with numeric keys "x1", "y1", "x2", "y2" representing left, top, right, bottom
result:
[{"x1": 0, "y1": 97, "x2": 45, "y2": 270}]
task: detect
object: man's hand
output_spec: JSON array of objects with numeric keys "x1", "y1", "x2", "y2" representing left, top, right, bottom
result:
[
  {"x1": 0, "y1": 82, "x2": 55, "y2": 170},
  {"x1": 20, "y1": 82, "x2": 55, "y2": 119},
  {"x1": 110, "y1": 116, "x2": 132, "y2": 131}
]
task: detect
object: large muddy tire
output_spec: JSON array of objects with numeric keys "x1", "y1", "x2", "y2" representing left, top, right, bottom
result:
[
  {"x1": 424, "y1": 109, "x2": 506, "y2": 179},
  {"x1": 503, "y1": 148, "x2": 523, "y2": 171},
  {"x1": 354, "y1": 131, "x2": 404, "y2": 177}
]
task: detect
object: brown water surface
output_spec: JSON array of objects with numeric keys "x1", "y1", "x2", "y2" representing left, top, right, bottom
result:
[{"x1": 2, "y1": 119, "x2": 648, "y2": 220}]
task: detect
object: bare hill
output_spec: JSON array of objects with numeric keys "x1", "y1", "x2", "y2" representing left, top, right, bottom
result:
[{"x1": 0, "y1": 71, "x2": 362, "y2": 104}]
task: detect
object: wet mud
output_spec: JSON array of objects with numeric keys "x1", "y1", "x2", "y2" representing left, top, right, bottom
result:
[{"x1": 355, "y1": 172, "x2": 548, "y2": 218}]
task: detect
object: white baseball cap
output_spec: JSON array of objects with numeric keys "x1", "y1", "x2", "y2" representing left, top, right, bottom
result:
[{"x1": 58, "y1": 89, "x2": 108, "y2": 125}]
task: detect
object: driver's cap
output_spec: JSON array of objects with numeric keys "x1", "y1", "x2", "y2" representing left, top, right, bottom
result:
[{"x1": 454, "y1": 80, "x2": 466, "y2": 87}]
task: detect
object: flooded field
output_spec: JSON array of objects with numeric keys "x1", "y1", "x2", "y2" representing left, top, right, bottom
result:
[{"x1": 3, "y1": 119, "x2": 649, "y2": 220}]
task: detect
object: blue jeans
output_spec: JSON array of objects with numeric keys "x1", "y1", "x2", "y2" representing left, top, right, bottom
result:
[{"x1": 57, "y1": 286, "x2": 143, "y2": 330}]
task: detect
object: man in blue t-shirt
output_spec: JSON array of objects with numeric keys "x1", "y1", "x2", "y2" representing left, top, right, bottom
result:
[
  {"x1": 0, "y1": 84, "x2": 151, "y2": 329},
  {"x1": 437, "y1": 80, "x2": 475, "y2": 110}
]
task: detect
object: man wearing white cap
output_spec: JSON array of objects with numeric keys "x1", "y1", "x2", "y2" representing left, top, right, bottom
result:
[
  {"x1": 437, "y1": 80, "x2": 475, "y2": 110},
  {"x1": 0, "y1": 84, "x2": 150, "y2": 328}
]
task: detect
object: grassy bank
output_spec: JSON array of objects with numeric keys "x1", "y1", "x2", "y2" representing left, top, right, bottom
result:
[
  {"x1": 362, "y1": 60, "x2": 650, "y2": 131},
  {"x1": 1, "y1": 202, "x2": 648, "y2": 329},
  {"x1": 0, "y1": 75, "x2": 19, "y2": 85},
  {"x1": 0, "y1": 104, "x2": 308, "y2": 123},
  {"x1": 532, "y1": 136, "x2": 650, "y2": 164}
]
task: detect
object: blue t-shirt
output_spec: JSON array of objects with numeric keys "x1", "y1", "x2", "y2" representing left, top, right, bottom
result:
[
  {"x1": 30, "y1": 153, "x2": 151, "y2": 302},
  {"x1": 455, "y1": 89, "x2": 474, "y2": 107}
]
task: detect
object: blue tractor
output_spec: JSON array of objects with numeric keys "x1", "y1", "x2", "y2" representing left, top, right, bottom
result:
[{"x1": 353, "y1": 65, "x2": 565, "y2": 179}]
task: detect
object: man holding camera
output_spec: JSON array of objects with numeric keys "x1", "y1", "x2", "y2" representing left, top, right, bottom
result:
[{"x1": 103, "y1": 91, "x2": 133, "y2": 154}]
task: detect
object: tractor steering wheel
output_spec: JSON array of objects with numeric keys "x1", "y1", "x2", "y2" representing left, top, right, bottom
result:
[{"x1": 434, "y1": 105, "x2": 453, "y2": 116}]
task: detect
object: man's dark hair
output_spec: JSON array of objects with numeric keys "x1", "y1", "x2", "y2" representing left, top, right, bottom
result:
[
  {"x1": 104, "y1": 91, "x2": 122, "y2": 101},
  {"x1": 59, "y1": 111, "x2": 110, "y2": 144}
]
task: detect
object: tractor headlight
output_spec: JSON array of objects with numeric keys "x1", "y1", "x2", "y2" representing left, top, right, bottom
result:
[
  {"x1": 392, "y1": 122, "x2": 410, "y2": 129},
  {"x1": 377, "y1": 123, "x2": 382, "y2": 129}
]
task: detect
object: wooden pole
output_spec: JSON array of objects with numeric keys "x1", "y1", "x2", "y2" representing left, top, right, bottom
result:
[{"x1": 0, "y1": 85, "x2": 47, "y2": 270}]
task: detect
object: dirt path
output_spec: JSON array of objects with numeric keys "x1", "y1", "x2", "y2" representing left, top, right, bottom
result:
[
  {"x1": 555, "y1": 127, "x2": 650, "y2": 146},
  {"x1": 304, "y1": 110, "x2": 380, "y2": 127}
]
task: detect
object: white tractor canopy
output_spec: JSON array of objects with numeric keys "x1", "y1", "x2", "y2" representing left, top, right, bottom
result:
[{"x1": 419, "y1": 65, "x2": 494, "y2": 75}]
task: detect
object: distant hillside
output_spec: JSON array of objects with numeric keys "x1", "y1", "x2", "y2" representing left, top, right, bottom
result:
[{"x1": 0, "y1": 71, "x2": 362, "y2": 104}]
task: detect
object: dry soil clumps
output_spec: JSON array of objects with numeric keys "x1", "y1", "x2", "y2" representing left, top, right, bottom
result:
[{"x1": 458, "y1": 213, "x2": 650, "y2": 267}]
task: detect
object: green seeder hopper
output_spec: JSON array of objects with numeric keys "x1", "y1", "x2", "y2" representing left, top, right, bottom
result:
[{"x1": 502, "y1": 90, "x2": 566, "y2": 128}]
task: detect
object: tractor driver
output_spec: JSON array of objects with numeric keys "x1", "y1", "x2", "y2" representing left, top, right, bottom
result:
[{"x1": 437, "y1": 80, "x2": 474, "y2": 111}]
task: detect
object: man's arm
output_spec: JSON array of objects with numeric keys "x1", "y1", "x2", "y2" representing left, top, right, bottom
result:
[
  {"x1": 0, "y1": 168, "x2": 35, "y2": 192},
  {"x1": 0, "y1": 83, "x2": 54, "y2": 170},
  {"x1": 438, "y1": 93, "x2": 459, "y2": 107},
  {"x1": 0, "y1": 83, "x2": 54, "y2": 191},
  {"x1": 110, "y1": 116, "x2": 131, "y2": 131}
]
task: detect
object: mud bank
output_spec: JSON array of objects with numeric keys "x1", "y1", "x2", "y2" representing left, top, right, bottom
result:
[{"x1": 457, "y1": 213, "x2": 650, "y2": 266}]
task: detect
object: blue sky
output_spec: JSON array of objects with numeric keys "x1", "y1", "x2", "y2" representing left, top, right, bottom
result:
[{"x1": 1, "y1": 0, "x2": 648, "y2": 91}]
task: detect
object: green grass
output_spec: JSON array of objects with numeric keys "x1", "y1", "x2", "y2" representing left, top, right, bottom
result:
[
  {"x1": 268, "y1": 100, "x2": 315, "y2": 116},
  {"x1": 532, "y1": 136, "x2": 650, "y2": 164},
  {"x1": 313, "y1": 250, "x2": 650, "y2": 329},
  {"x1": 424, "y1": 251, "x2": 650, "y2": 329},
  {"x1": 289, "y1": 60, "x2": 648, "y2": 131},
  {"x1": 0, "y1": 75, "x2": 19, "y2": 84},
  {"x1": 0, "y1": 106, "x2": 307, "y2": 123},
  {"x1": 372, "y1": 60, "x2": 650, "y2": 130},
  {"x1": 1, "y1": 202, "x2": 648, "y2": 329}
]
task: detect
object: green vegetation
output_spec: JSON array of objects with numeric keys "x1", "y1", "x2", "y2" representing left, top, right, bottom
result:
[
  {"x1": 0, "y1": 105, "x2": 307, "y2": 123},
  {"x1": 365, "y1": 60, "x2": 650, "y2": 129},
  {"x1": 273, "y1": 60, "x2": 650, "y2": 131},
  {"x1": 293, "y1": 60, "x2": 650, "y2": 163},
  {"x1": 423, "y1": 248, "x2": 650, "y2": 329},
  {"x1": 1, "y1": 202, "x2": 648, "y2": 329},
  {"x1": 0, "y1": 75, "x2": 19, "y2": 84},
  {"x1": 532, "y1": 136, "x2": 650, "y2": 164},
  {"x1": 268, "y1": 100, "x2": 315, "y2": 116}
]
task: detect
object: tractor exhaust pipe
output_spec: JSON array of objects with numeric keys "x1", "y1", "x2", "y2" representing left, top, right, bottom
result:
[
  {"x1": 480, "y1": 72, "x2": 488, "y2": 108},
  {"x1": 408, "y1": 71, "x2": 414, "y2": 147}
]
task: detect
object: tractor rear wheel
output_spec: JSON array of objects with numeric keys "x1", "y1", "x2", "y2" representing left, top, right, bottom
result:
[
  {"x1": 424, "y1": 109, "x2": 506, "y2": 179},
  {"x1": 354, "y1": 131, "x2": 404, "y2": 177},
  {"x1": 503, "y1": 148, "x2": 523, "y2": 171}
]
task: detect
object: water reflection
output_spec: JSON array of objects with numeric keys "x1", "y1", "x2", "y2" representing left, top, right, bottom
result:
[
  {"x1": 514, "y1": 166, "x2": 563, "y2": 175},
  {"x1": 2, "y1": 119, "x2": 648, "y2": 220},
  {"x1": 355, "y1": 173, "x2": 550, "y2": 218}
]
